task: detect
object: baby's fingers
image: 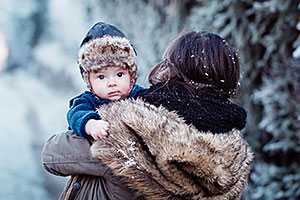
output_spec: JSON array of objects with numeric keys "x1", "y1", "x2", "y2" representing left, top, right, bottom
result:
[
  {"x1": 94, "y1": 129, "x2": 108, "y2": 140},
  {"x1": 91, "y1": 134, "x2": 101, "y2": 140},
  {"x1": 100, "y1": 129, "x2": 108, "y2": 137},
  {"x1": 102, "y1": 121, "x2": 110, "y2": 129}
]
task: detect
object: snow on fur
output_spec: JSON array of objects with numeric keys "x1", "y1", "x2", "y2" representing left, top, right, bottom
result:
[{"x1": 91, "y1": 98, "x2": 254, "y2": 200}]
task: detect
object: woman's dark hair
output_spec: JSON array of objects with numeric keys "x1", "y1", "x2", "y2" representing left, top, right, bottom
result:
[{"x1": 149, "y1": 31, "x2": 240, "y2": 97}]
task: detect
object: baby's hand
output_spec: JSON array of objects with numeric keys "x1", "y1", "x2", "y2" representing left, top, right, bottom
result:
[{"x1": 85, "y1": 119, "x2": 110, "y2": 140}]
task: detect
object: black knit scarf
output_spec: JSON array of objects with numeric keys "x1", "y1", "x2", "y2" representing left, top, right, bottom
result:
[{"x1": 140, "y1": 81, "x2": 247, "y2": 133}]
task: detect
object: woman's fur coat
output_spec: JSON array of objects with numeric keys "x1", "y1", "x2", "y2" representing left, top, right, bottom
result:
[{"x1": 91, "y1": 98, "x2": 254, "y2": 200}]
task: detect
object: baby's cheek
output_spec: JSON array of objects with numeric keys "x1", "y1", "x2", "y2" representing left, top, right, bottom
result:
[
  {"x1": 123, "y1": 87, "x2": 131, "y2": 96},
  {"x1": 121, "y1": 82, "x2": 132, "y2": 94}
]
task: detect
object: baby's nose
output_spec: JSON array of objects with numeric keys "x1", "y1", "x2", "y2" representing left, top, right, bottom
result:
[{"x1": 107, "y1": 78, "x2": 117, "y2": 87}]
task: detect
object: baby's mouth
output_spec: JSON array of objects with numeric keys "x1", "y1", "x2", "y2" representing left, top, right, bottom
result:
[{"x1": 108, "y1": 91, "x2": 121, "y2": 97}]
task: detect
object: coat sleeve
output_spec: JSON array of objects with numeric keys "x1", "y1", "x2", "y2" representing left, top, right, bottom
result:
[
  {"x1": 41, "y1": 131, "x2": 110, "y2": 177},
  {"x1": 67, "y1": 95, "x2": 100, "y2": 137}
]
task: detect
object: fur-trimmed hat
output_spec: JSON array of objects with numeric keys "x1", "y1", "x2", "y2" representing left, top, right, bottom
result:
[{"x1": 78, "y1": 22, "x2": 137, "y2": 88}]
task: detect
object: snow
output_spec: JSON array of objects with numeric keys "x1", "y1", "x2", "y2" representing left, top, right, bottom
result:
[{"x1": 293, "y1": 46, "x2": 300, "y2": 58}]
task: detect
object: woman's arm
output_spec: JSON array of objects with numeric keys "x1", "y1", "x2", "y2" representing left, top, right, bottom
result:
[{"x1": 41, "y1": 130, "x2": 110, "y2": 177}]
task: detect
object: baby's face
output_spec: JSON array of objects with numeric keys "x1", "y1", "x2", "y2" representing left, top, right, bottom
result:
[{"x1": 89, "y1": 66, "x2": 132, "y2": 101}]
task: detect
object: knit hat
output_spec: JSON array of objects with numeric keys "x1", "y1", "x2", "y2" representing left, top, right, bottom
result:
[{"x1": 78, "y1": 22, "x2": 137, "y2": 89}]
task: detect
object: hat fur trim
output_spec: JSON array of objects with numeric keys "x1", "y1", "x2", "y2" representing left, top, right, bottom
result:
[{"x1": 78, "y1": 36, "x2": 136, "y2": 71}]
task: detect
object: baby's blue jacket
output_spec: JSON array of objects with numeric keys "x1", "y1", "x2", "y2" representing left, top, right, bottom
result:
[{"x1": 67, "y1": 84, "x2": 145, "y2": 137}]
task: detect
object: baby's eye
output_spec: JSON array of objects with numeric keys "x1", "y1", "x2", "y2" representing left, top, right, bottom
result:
[
  {"x1": 98, "y1": 75, "x2": 105, "y2": 79},
  {"x1": 117, "y1": 72, "x2": 124, "y2": 77}
]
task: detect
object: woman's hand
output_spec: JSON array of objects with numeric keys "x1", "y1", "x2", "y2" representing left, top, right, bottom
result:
[{"x1": 85, "y1": 119, "x2": 109, "y2": 140}]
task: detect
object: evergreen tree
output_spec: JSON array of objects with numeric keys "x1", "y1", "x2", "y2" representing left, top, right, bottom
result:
[{"x1": 187, "y1": 0, "x2": 300, "y2": 199}]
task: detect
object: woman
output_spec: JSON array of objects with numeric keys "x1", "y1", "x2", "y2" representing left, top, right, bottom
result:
[{"x1": 42, "y1": 31, "x2": 253, "y2": 200}]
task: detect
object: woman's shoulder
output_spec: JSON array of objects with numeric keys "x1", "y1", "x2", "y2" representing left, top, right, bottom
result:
[{"x1": 93, "y1": 98, "x2": 254, "y2": 199}]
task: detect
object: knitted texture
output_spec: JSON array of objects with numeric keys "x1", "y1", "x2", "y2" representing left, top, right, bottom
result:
[{"x1": 140, "y1": 81, "x2": 247, "y2": 133}]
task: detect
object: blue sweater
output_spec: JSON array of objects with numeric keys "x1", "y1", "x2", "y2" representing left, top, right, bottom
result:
[{"x1": 67, "y1": 84, "x2": 145, "y2": 137}]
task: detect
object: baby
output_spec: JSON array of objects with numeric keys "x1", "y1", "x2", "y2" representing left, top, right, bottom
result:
[{"x1": 67, "y1": 22, "x2": 144, "y2": 140}]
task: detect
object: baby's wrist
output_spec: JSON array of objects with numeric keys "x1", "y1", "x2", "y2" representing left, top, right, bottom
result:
[{"x1": 85, "y1": 119, "x2": 96, "y2": 135}]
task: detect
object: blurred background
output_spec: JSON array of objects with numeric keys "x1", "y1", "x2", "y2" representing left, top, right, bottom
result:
[{"x1": 0, "y1": 0, "x2": 299, "y2": 199}]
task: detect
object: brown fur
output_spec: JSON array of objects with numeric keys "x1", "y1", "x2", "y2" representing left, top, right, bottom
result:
[
  {"x1": 78, "y1": 36, "x2": 136, "y2": 72},
  {"x1": 91, "y1": 99, "x2": 254, "y2": 200}
]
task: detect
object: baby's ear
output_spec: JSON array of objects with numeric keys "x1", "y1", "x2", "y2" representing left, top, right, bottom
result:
[{"x1": 129, "y1": 76, "x2": 136, "y2": 88}]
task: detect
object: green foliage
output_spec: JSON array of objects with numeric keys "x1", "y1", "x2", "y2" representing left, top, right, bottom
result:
[
  {"x1": 253, "y1": 59, "x2": 300, "y2": 154},
  {"x1": 245, "y1": 161, "x2": 300, "y2": 200}
]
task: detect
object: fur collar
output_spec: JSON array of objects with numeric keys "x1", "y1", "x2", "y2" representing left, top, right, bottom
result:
[{"x1": 91, "y1": 98, "x2": 253, "y2": 199}]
